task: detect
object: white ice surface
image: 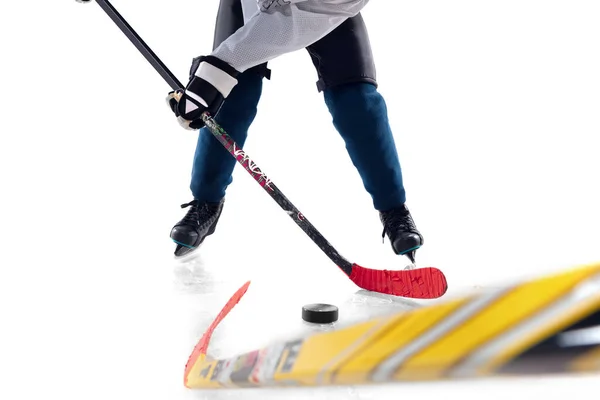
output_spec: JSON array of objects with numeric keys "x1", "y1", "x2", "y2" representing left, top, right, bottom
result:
[{"x1": 1, "y1": 1, "x2": 600, "y2": 399}]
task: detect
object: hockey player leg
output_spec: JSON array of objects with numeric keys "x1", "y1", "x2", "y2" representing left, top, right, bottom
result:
[
  {"x1": 306, "y1": 15, "x2": 423, "y2": 263},
  {"x1": 323, "y1": 82, "x2": 423, "y2": 263},
  {"x1": 171, "y1": 69, "x2": 265, "y2": 256}
]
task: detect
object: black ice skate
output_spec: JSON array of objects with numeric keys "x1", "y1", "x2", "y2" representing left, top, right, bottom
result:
[
  {"x1": 380, "y1": 204, "x2": 423, "y2": 264},
  {"x1": 170, "y1": 198, "x2": 224, "y2": 257}
]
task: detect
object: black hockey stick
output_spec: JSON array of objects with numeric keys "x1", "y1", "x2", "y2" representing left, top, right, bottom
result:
[{"x1": 77, "y1": 0, "x2": 447, "y2": 299}]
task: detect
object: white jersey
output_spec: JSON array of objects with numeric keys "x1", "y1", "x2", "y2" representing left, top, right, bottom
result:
[{"x1": 211, "y1": 0, "x2": 371, "y2": 72}]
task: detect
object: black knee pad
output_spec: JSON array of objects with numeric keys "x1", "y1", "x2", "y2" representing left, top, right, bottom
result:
[{"x1": 306, "y1": 14, "x2": 378, "y2": 92}]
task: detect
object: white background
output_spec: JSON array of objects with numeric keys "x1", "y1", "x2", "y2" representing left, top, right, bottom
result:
[{"x1": 1, "y1": 0, "x2": 599, "y2": 399}]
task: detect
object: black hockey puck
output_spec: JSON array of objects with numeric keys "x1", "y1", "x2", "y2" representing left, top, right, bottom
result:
[{"x1": 302, "y1": 303, "x2": 338, "y2": 324}]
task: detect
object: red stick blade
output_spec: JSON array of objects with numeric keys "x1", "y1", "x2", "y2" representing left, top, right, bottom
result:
[
  {"x1": 184, "y1": 280, "x2": 251, "y2": 385},
  {"x1": 349, "y1": 264, "x2": 447, "y2": 299}
]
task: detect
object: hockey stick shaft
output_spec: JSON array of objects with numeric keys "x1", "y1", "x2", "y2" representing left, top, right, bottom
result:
[
  {"x1": 200, "y1": 113, "x2": 354, "y2": 274},
  {"x1": 93, "y1": 0, "x2": 183, "y2": 90},
  {"x1": 84, "y1": 0, "x2": 448, "y2": 298}
]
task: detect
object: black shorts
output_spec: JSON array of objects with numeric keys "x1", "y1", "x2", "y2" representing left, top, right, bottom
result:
[{"x1": 212, "y1": 0, "x2": 377, "y2": 92}]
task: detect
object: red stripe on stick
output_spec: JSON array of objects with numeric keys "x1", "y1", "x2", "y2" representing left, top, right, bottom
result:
[{"x1": 184, "y1": 280, "x2": 251, "y2": 386}]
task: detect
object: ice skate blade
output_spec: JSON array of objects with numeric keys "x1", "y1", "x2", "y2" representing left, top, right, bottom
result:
[
  {"x1": 400, "y1": 248, "x2": 418, "y2": 264},
  {"x1": 173, "y1": 242, "x2": 202, "y2": 262}
]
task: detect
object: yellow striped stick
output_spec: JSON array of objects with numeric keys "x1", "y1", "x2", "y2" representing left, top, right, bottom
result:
[{"x1": 185, "y1": 262, "x2": 600, "y2": 389}]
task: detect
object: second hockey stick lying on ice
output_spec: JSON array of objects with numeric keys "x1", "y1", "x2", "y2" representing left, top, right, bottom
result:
[{"x1": 79, "y1": 0, "x2": 448, "y2": 299}]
